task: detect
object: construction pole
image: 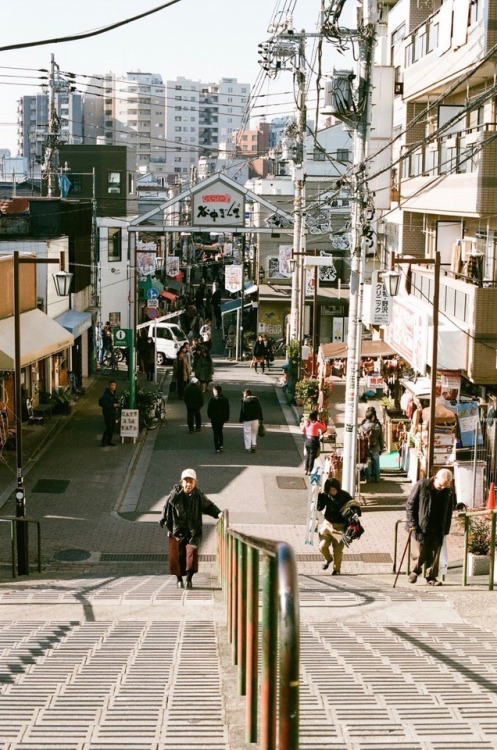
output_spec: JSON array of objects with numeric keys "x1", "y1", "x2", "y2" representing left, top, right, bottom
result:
[
  {"x1": 45, "y1": 54, "x2": 60, "y2": 197},
  {"x1": 341, "y1": 4, "x2": 376, "y2": 496}
]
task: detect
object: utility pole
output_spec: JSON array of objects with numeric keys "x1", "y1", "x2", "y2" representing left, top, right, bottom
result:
[
  {"x1": 340, "y1": 2, "x2": 377, "y2": 495},
  {"x1": 44, "y1": 54, "x2": 61, "y2": 197},
  {"x1": 289, "y1": 32, "x2": 307, "y2": 344}
]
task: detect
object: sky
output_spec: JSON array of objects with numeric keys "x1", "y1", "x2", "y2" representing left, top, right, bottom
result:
[{"x1": 0, "y1": 0, "x2": 356, "y2": 155}]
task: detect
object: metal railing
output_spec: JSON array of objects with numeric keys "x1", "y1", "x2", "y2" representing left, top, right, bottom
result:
[
  {"x1": 217, "y1": 510, "x2": 299, "y2": 750},
  {"x1": 0, "y1": 516, "x2": 41, "y2": 577},
  {"x1": 460, "y1": 509, "x2": 497, "y2": 589}
]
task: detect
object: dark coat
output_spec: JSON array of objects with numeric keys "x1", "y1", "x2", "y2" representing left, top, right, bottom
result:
[
  {"x1": 183, "y1": 382, "x2": 204, "y2": 409},
  {"x1": 317, "y1": 488, "x2": 353, "y2": 524},
  {"x1": 160, "y1": 484, "x2": 221, "y2": 547},
  {"x1": 99, "y1": 387, "x2": 120, "y2": 416},
  {"x1": 207, "y1": 394, "x2": 230, "y2": 424},
  {"x1": 253, "y1": 339, "x2": 265, "y2": 358},
  {"x1": 239, "y1": 395, "x2": 263, "y2": 422},
  {"x1": 406, "y1": 478, "x2": 453, "y2": 539}
]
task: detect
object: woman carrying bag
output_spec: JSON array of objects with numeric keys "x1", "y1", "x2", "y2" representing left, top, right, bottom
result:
[{"x1": 302, "y1": 410, "x2": 328, "y2": 475}]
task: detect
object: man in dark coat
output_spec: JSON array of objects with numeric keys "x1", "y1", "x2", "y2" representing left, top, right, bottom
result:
[
  {"x1": 99, "y1": 379, "x2": 120, "y2": 447},
  {"x1": 317, "y1": 477, "x2": 356, "y2": 575},
  {"x1": 183, "y1": 377, "x2": 204, "y2": 433},
  {"x1": 406, "y1": 468, "x2": 453, "y2": 586},
  {"x1": 158, "y1": 468, "x2": 222, "y2": 589},
  {"x1": 239, "y1": 388, "x2": 263, "y2": 453},
  {"x1": 207, "y1": 384, "x2": 230, "y2": 453}
]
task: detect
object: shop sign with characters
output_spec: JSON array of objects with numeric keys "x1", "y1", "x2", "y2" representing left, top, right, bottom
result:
[{"x1": 192, "y1": 179, "x2": 244, "y2": 226}]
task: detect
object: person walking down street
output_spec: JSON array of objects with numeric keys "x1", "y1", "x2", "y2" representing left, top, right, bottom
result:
[
  {"x1": 143, "y1": 337, "x2": 155, "y2": 381},
  {"x1": 262, "y1": 334, "x2": 273, "y2": 370},
  {"x1": 207, "y1": 384, "x2": 230, "y2": 453},
  {"x1": 99, "y1": 379, "x2": 121, "y2": 447},
  {"x1": 239, "y1": 388, "x2": 263, "y2": 453},
  {"x1": 199, "y1": 319, "x2": 212, "y2": 352},
  {"x1": 173, "y1": 346, "x2": 190, "y2": 399},
  {"x1": 359, "y1": 406, "x2": 384, "y2": 482},
  {"x1": 196, "y1": 348, "x2": 214, "y2": 393},
  {"x1": 158, "y1": 468, "x2": 222, "y2": 589},
  {"x1": 184, "y1": 377, "x2": 204, "y2": 433},
  {"x1": 252, "y1": 334, "x2": 266, "y2": 373},
  {"x1": 406, "y1": 468, "x2": 454, "y2": 586},
  {"x1": 317, "y1": 477, "x2": 353, "y2": 575},
  {"x1": 211, "y1": 286, "x2": 222, "y2": 329},
  {"x1": 225, "y1": 324, "x2": 236, "y2": 360},
  {"x1": 302, "y1": 410, "x2": 328, "y2": 475}
]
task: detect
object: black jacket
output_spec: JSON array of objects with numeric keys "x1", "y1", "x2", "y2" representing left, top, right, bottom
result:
[
  {"x1": 406, "y1": 478, "x2": 453, "y2": 539},
  {"x1": 239, "y1": 395, "x2": 263, "y2": 422},
  {"x1": 207, "y1": 394, "x2": 230, "y2": 424},
  {"x1": 253, "y1": 340, "x2": 266, "y2": 358},
  {"x1": 160, "y1": 484, "x2": 221, "y2": 546},
  {"x1": 99, "y1": 387, "x2": 120, "y2": 415},
  {"x1": 183, "y1": 383, "x2": 204, "y2": 409},
  {"x1": 317, "y1": 488, "x2": 353, "y2": 525}
]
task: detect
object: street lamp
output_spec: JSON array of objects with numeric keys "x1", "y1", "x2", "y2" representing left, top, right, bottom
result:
[
  {"x1": 53, "y1": 270, "x2": 73, "y2": 297},
  {"x1": 14, "y1": 251, "x2": 71, "y2": 575},
  {"x1": 384, "y1": 250, "x2": 441, "y2": 477}
]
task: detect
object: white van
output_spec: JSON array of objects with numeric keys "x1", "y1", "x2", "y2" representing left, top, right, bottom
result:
[{"x1": 144, "y1": 322, "x2": 188, "y2": 365}]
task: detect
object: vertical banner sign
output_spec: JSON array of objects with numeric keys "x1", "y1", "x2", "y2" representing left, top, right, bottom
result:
[
  {"x1": 370, "y1": 270, "x2": 391, "y2": 325},
  {"x1": 278, "y1": 245, "x2": 293, "y2": 277},
  {"x1": 305, "y1": 268, "x2": 318, "y2": 297},
  {"x1": 166, "y1": 256, "x2": 179, "y2": 277},
  {"x1": 225, "y1": 265, "x2": 243, "y2": 293}
]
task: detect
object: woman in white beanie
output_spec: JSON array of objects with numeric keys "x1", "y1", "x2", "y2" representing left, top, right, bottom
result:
[{"x1": 158, "y1": 468, "x2": 222, "y2": 589}]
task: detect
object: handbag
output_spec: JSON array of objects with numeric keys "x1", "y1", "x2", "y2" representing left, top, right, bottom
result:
[{"x1": 258, "y1": 422, "x2": 266, "y2": 438}]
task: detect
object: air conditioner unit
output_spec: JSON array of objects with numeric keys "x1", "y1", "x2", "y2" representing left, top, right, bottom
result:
[{"x1": 417, "y1": 0, "x2": 434, "y2": 9}]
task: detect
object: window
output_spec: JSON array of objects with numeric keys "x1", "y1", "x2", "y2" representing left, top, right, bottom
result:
[
  {"x1": 107, "y1": 172, "x2": 122, "y2": 194},
  {"x1": 108, "y1": 228, "x2": 122, "y2": 262},
  {"x1": 336, "y1": 149, "x2": 350, "y2": 162},
  {"x1": 313, "y1": 149, "x2": 325, "y2": 161}
]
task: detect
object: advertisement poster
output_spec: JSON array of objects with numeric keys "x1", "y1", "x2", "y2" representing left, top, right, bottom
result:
[
  {"x1": 456, "y1": 402, "x2": 483, "y2": 447},
  {"x1": 225, "y1": 265, "x2": 242, "y2": 293},
  {"x1": 278, "y1": 245, "x2": 293, "y2": 277}
]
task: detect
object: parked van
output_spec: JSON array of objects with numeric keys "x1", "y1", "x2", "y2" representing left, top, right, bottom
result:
[{"x1": 143, "y1": 322, "x2": 188, "y2": 365}]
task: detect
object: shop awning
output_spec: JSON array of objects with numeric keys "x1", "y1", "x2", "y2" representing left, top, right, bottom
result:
[
  {"x1": 320, "y1": 340, "x2": 396, "y2": 360},
  {"x1": 221, "y1": 299, "x2": 253, "y2": 316},
  {"x1": 160, "y1": 290, "x2": 178, "y2": 302},
  {"x1": 54, "y1": 309, "x2": 92, "y2": 338},
  {"x1": 0, "y1": 309, "x2": 74, "y2": 370}
]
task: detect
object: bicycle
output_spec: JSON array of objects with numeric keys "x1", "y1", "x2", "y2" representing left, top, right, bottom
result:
[
  {"x1": 120, "y1": 389, "x2": 166, "y2": 430},
  {"x1": 101, "y1": 349, "x2": 120, "y2": 375},
  {"x1": 141, "y1": 390, "x2": 166, "y2": 430}
]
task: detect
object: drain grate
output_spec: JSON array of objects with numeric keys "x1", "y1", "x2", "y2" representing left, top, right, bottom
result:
[
  {"x1": 32, "y1": 479, "x2": 70, "y2": 494},
  {"x1": 276, "y1": 475, "x2": 307, "y2": 490},
  {"x1": 92, "y1": 552, "x2": 392, "y2": 564},
  {"x1": 54, "y1": 548, "x2": 91, "y2": 562}
]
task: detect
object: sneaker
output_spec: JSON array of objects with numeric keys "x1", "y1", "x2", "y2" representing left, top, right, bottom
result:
[
  {"x1": 220, "y1": 446, "x2": 224, "y2": 451},
  {"x1": 331, "y1": 570, "x2": 340, "y2": 576},
  {"x1": 250, "y1": 447, "x2": 256, "y2": 453},
  {"x1": 321, "y1": 561, "x2": 330, "y2": 570},
  {"x1": 408, "y1": 572, "x2": 418, "y2": 584},
  {"x1": 216, "y1": 449, "x2": 221, "y2": 454}
]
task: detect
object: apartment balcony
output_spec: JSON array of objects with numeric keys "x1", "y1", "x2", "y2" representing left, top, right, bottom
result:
[
  {"x1": 403, "y1": 1, "x2": 495, "y2": 100},
  {"x1": 399, "y1": 124, "x2": 497, "y2": 216},
  {"x1": 387, "y1": 264, "x2": 497, "y2": 384}
]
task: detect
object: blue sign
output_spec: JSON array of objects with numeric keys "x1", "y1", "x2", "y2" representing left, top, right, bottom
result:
[{"x1": 147, "y1": 288, "x2": 159, "y2": 299}]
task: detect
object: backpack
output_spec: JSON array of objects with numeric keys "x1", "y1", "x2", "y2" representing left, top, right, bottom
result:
[{"x1": 98, "y1": 395, "x2": 105, "y2": 407}]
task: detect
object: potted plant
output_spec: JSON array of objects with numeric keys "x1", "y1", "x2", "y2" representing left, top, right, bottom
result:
[{"x1": 467, "y1": 516, "x2": 491, "y2": 576}]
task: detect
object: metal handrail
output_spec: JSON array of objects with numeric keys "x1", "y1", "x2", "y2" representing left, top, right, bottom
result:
[
  {"x1": 217, "y1": 510, "x2": 299, "y2": 750},
  {"x1": 460, "y1": 508, "x2": 497, "y2": 590},
  {"x1": 0, "y1": 516, "x2": 42, "y2": 577}
]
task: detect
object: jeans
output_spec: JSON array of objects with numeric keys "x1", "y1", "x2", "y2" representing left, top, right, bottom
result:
[
  {"x1": 211, "y1": 420, "x2": 224, "y2": 450},
  {"x1": 366, "y1": 450, "x2": 381, "y2": 481}
]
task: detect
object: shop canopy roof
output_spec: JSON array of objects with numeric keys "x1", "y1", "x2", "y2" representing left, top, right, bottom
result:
[
  {"x1": 320, "y1": 340, "x2": 396, "y2": 360},
  {"x1": 0, "y1": 309, "x2": 74, "y2": 370}
]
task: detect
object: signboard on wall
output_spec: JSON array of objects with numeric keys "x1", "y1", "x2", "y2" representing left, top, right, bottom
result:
[
  {"x1": 192, "y1": 179, "x2": 244, "y2": 226},
  {"x1": 225, "y1": 265, "x2": 243, "y2": 293},
  {"x1": 120, "y1": 409, "x2": 139, "y2": 441},
  {"x1": 385, "y1": 296, "x2": 428, "y2": 374}
]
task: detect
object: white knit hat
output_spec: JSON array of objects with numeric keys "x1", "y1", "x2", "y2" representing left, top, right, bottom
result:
[{"x1": 181, "y1": 468, "x2": 197, "y2": 481}]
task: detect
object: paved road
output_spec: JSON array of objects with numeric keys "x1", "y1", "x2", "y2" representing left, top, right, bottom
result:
[{"x1": 1, "y1": 360, "x2": 496, "y2": 749}]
